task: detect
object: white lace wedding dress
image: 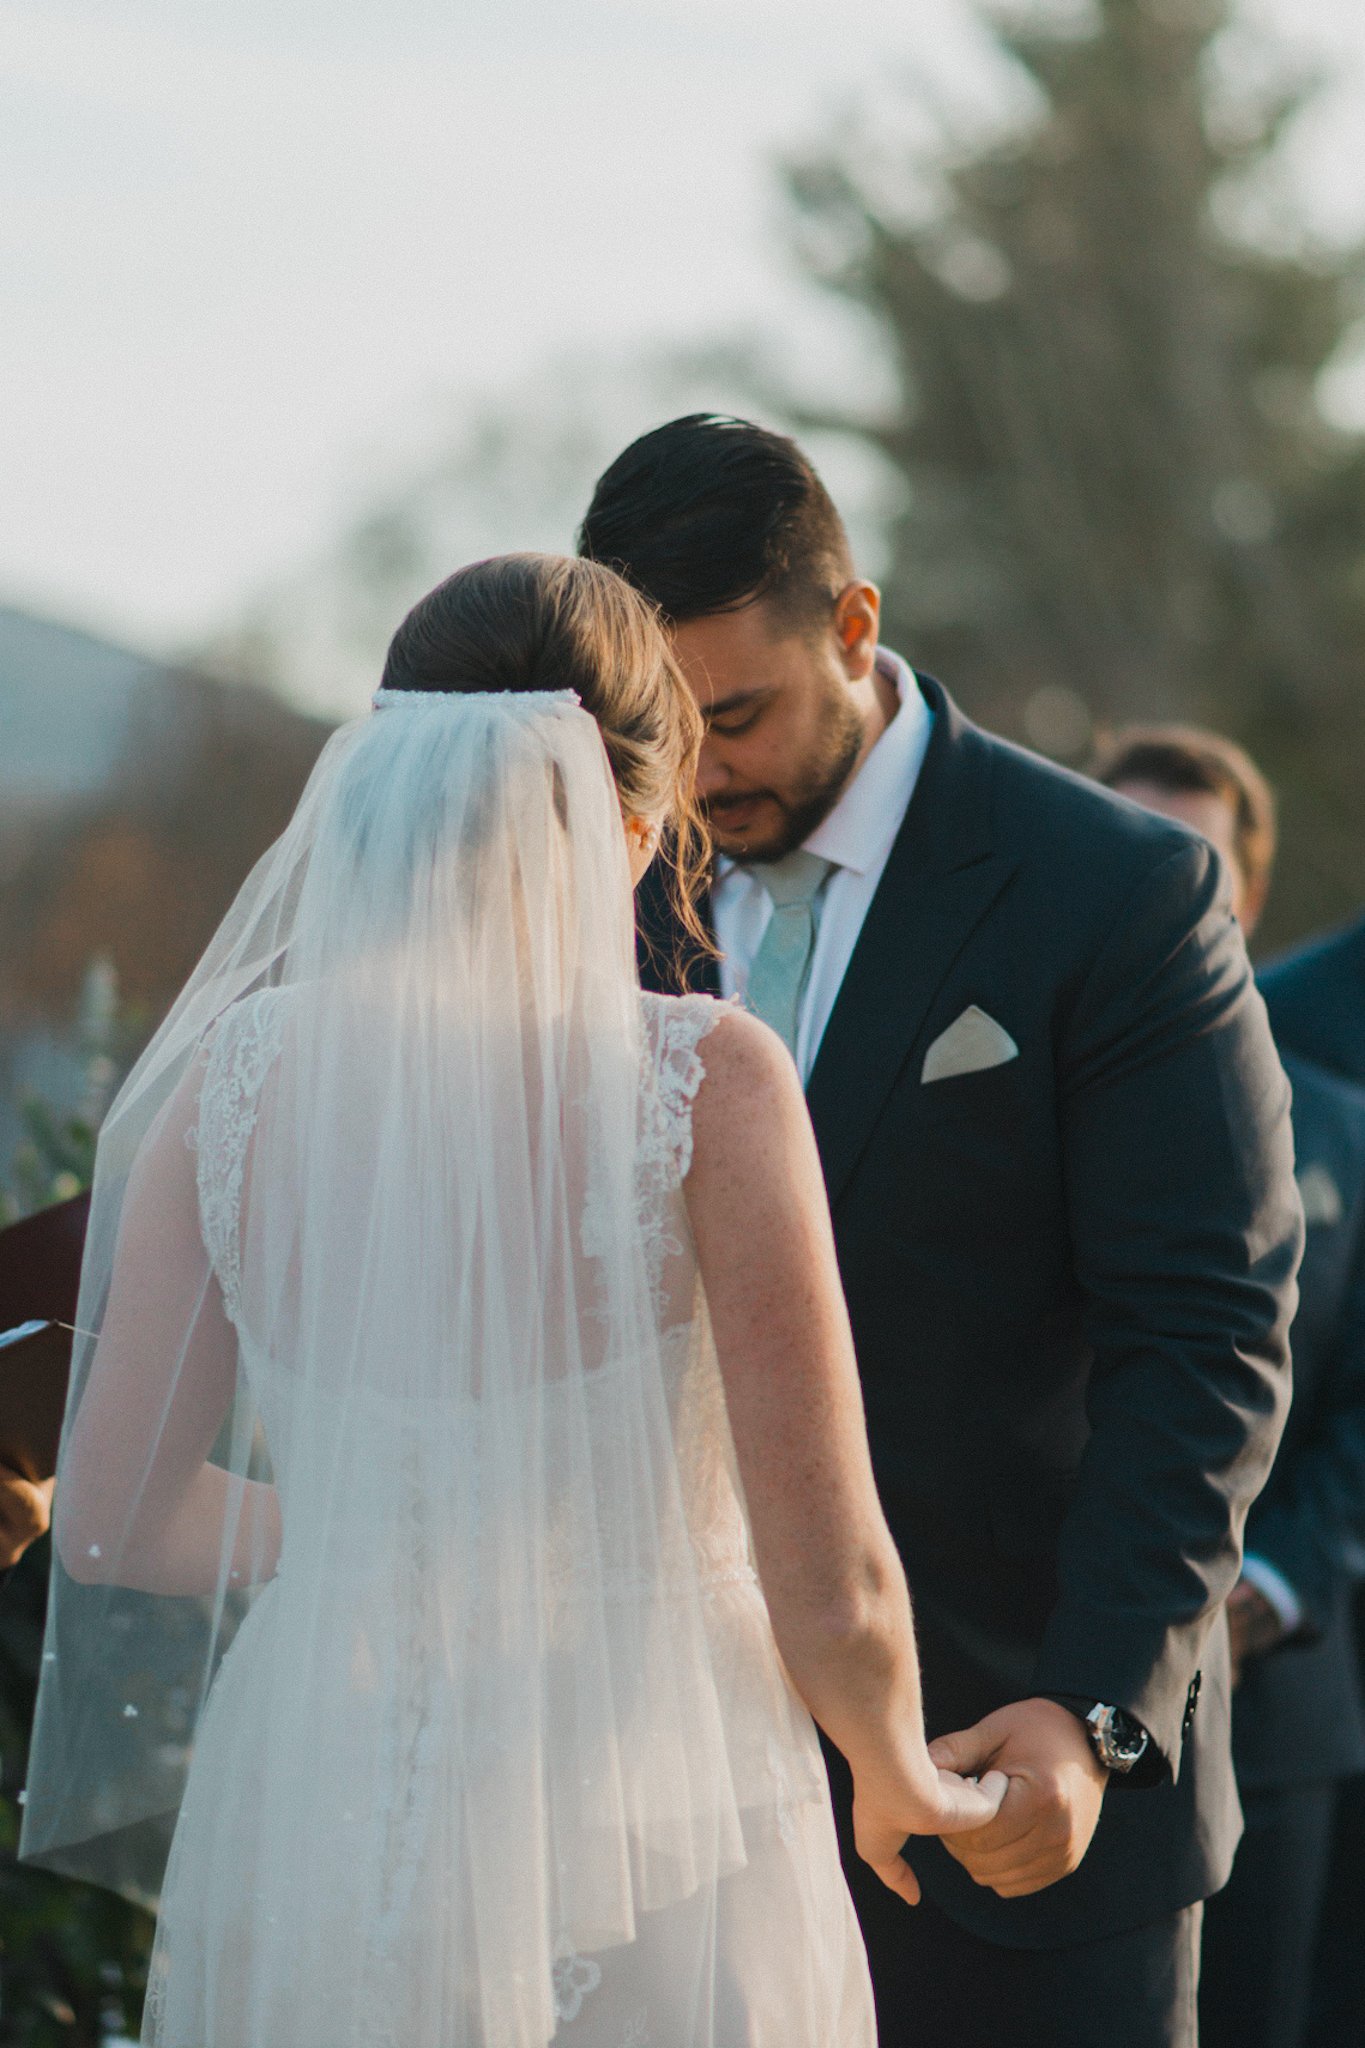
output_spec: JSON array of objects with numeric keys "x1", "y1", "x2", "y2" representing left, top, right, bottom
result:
[{"x1": 144, "y1": 988, "x2": 875, "y2": 2047}]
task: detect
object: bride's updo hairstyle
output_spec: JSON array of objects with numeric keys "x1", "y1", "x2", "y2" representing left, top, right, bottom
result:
[{"x1": 379, "y1": 552, "x2": 712, "y2": 966}]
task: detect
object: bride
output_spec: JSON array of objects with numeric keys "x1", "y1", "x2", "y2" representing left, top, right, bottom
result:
[{"x1": 20, "y1": 554, "x2": 1002, "y2": 2046}]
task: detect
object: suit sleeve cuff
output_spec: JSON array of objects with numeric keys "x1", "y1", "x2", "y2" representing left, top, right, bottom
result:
[{"x1": 1240, "y1": 1553, "x2": 1304, "y2": 1636}]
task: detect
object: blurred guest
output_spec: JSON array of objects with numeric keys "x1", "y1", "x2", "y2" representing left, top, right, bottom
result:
[
  {"x1": 1098, "y1": 727, "x2": 1365, "y2": 2048},
  {"x1": 1262, "y1": 903, "x2": 1365, "y2": 2046},
  {"x1": 1262, "y1": 913, "x2": 1365, "y2": 1090}
]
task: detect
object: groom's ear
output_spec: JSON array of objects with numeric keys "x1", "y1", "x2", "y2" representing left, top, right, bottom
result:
[{"x1": 833, "y1": 582, "x2": 881, "y2": 676}]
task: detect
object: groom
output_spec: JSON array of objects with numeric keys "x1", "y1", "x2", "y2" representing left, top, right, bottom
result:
[{"x1": 579, "y1": 416, "x2": 1302, "y2": 2048}]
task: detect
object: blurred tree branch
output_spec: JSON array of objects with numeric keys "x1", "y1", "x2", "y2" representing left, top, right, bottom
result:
[{"x1": 782, "y1": 0, "x2": 1365, "y2": 945}]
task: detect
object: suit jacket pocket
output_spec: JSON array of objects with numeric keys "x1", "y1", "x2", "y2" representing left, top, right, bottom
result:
[{"x1": 912, "y1": 1048, "x2": 1029, "y2": 1178}]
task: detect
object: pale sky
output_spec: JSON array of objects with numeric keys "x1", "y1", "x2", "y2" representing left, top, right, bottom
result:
[{"x1": 4, "y1": 0, "x2": 1365, "y2": 674}]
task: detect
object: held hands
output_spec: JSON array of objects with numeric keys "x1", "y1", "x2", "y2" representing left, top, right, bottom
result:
[
  {"x1": 854, "y1": 1758, "x2": 1008, "y2": 1907},
  {"x1": 925, "y1": 1697, "x2": 1107, "y2": 1899}
]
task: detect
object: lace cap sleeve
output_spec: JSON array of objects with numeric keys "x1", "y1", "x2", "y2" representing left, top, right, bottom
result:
[
  {"x1": 195, "y1": 991, "x2": 288, "y2": 1325},
  {"x1": 643, "y1": 992, "x2": 733, "y2": 1182}
]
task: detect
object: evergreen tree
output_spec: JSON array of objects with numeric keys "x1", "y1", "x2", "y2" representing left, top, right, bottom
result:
[{"x1": 786, "y1": 0, "x2": 1365, "y2": 943}]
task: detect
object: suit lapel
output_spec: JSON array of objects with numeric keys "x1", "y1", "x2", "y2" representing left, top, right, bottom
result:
[
  {"x1": 637, "y1": 676, "x2": 1017, "y2": 1202},
  {"x1": 805, "y1": 679, "x2": 1017, "y2": 1209}
]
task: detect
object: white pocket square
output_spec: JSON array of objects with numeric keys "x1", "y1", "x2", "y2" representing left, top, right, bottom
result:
[{"x1": 922, "y1": 1006, "x2": 1019, "y2": 1084}]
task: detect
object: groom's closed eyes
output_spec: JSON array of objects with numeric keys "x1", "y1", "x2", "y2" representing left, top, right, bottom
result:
[{"x1": 705, "y1": 689, "x2": 776, "y2": 738}]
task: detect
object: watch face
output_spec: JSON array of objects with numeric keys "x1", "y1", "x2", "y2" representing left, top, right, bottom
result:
[{"x1": 1088, "y1": 1705, "x2": 1147, "y2": 1770}]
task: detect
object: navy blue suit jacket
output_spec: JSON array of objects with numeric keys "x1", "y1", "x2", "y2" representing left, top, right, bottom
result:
[
  {"x1": 1248, "y1": 921, "x2": 1365, "y2": 1794},
  {"x1": 1261, "y1": 917, "x2": 1365, "y2": 1090},
  {"x1": 641, "y1": 674, "x2": 1302, "y2": 1945},
  {"x1": 1233, "y1": 1051, "x2": 1365, "y2": 1790}
]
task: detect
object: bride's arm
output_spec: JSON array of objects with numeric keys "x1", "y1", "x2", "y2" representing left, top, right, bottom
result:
[
  {"x1": 54, "y1": 1068, "x2": 281, "y2": 1599},
  {"x1": 686, "y1": 1010, "x2": 1003, "y2": 1898}
]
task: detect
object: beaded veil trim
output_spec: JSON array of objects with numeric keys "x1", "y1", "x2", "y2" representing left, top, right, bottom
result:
[{"x1": 371, "y1": 687, "x2": 582, "y2": 713}]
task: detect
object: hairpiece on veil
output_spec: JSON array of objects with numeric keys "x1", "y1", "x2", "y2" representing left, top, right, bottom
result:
[{"x1": 371, "y1": 686, "x2": 582, "y2": 713}]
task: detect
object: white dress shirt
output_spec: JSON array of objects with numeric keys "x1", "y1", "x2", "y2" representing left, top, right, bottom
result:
[{"x1": 711, "y1": 650, "x2": 933, "y2": 1083}]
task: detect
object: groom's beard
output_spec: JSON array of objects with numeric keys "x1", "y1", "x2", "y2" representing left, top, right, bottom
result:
[{"x1": 705, "y1": 690, "x2": 864, "y2": 866}]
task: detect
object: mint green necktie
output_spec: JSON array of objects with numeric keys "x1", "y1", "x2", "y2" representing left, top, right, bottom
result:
[{"x1": 745, "y1": 851, "x2": 834, "y2": 1057}]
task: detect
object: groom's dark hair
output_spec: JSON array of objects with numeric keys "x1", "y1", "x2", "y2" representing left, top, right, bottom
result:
[{"x1": 577, "y1": 415, "x2": 853, "y2": 632}]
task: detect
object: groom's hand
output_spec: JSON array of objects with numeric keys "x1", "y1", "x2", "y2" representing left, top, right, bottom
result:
[{"x1": 926, "y1": 1697, "x2": 1107, "y2": 1898}]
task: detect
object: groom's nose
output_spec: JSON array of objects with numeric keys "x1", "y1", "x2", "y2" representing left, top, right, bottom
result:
[{"x1": 696, "y1": 738, "x2": 733, "y2": 800}]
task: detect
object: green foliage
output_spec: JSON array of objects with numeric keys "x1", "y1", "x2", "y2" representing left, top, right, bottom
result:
[
  {"x1": 786, "y1": 0, "x2": 1365, "y2": 946},
  {"x1": 1, "y1": 960, "x2": 153, "y2": 2044},
  {"x1": 2, "y1": 960, "x2": 142, "y2": 1230},
  {"x1": 2, "y1": 1105, "x2": 97, "y2": 1233},
  {"x1": 0, "y1": 1540, "x2": 154, "y2": 2046}
]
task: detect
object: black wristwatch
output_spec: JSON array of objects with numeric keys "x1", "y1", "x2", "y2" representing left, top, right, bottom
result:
[{"x1": 1048, "y1": 1696, "x2": 1150, "y2": 1775}]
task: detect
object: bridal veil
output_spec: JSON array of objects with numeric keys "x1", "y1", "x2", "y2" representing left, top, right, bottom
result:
[{"x1": 19, "y1": 679, "x2": 775, "y2": 2043}]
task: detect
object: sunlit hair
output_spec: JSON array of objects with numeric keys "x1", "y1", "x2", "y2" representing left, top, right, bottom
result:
[
  {"x1": 578, "y1": 414, "x2": 854, "y2": 633},
  {"x1": 1092, "y1": 723, "x2": 1278, "y2": 897},
  {"x1": 380, "y1": 552, "x2": 713, "y2": 967}
]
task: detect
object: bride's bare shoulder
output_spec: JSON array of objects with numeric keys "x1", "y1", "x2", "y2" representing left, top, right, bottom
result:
[
  {"x1": 692, "y1": 1002, "x2": 789, "y2": 1084},
  {"x1": 686, "y1": 1006, "x2": 808, "y2": 1179}
]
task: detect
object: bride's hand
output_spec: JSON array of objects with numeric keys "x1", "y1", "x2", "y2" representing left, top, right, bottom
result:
[{"x1": 854, "y1": 1763, "x2": 1009, "y2": 1906}]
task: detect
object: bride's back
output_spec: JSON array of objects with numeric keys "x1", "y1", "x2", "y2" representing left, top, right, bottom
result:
[
  {"x1": 195, "y1": 976, "x2": 735, "y2": 1509},
  {"x1": 25, "y1": 556, "x2": 873, "y2": 2046}
]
